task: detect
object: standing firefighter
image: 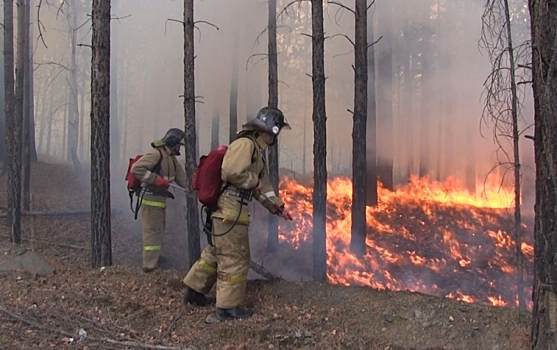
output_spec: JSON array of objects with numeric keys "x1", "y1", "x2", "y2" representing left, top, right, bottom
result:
[
  {"x1": 183, "y1": 107, "x2": 293, "y2": 320},
  {"x1": 131, "y1": 128, "x2": 188, "y2": 273}
]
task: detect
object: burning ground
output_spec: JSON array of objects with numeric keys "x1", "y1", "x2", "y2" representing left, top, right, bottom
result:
[
  {"x1": 276, "y1": 176, "x2": 534, "y2": 309},
  {"x1": 0, "y1": 162, "x2": 532, "y2": 349}
]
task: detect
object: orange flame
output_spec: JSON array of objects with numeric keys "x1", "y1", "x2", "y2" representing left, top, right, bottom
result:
[{"x1": 277, "y1": 175, "x2": 534, "y2": 309}]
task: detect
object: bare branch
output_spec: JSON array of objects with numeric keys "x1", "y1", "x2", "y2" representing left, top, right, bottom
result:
[
  {"x1": 329, "y1": 33, "x2": 355, "y2": 47},
  {"x1": 194, "y1": 20, "x2": 219, "y2": 31},
  {"x1": 367, "y1": 35, "x2": 383, "y2": 48},
  {"x1": 327, "y1": 1, "x2": 355, "y2": 14},
  {"x1": 245, "y1": 53, "x2": 268, "y2": 71},
  {"x1": 366, "y1": 0, "x2": 376, "y2": 11},
  {"x1": 164, "y1": 18, "x2": 183, "y2": 36}
]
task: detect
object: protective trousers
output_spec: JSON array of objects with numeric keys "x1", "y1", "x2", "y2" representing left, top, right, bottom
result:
[
  {"x1": 183, "y1": 219, "x2": 250, "y2": 309},
  {"x1": 141, "y1": 205, "x2": 166, "y2": 270}
]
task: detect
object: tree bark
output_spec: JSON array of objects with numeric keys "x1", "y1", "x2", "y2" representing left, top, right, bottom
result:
[
  {"x1": 365, "y1": 1, "x2": 377, "y2": 207},
  {"x1": 529, "y1": 0, "x2": 557, "y2": 348},
  {"x1": 311, "y1": 0, "x2": 327, "y2": 281},
  {"x1": 266, "y1": 0, "x2": 280, "y2": 253},
  {"x1": 90, "y1": 0, "x2": 112, "y2": 269},
  {"x1": 228, "y1": 49, "x2": 238, "y2": 144},
  {"x1": 5, "y1": 0, "x2": 19, "y2": 242},
  {"x1": 375, "y1": 0, "x2": 393, "y2": 190},
  {"x1": 350, "y1": 0, "x2": 368, "y2": 257},
  {"x1": 10, "y1": 0, "x2": 25, "y2": 243},
  {"x1": 68, "y1": 0, "x2": 81, "y2": 175},
  {"x1": 22, "y1": 0, "x2": 31, "y2": 211},
  {"x1": 211, "y1": 109, "x2": 219, "y2": 150},
  {"x1": 0, "y1": 15, "x2": 5, "y2": 164},
  {"x1": 110, "y1": 0, "x2": 120, "y2": 165},
  {"x1": 184, "y1": 0, "x2": 200, "y2": 267}
]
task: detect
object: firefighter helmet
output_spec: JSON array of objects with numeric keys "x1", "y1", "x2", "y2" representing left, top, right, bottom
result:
[
  {"x1": 162, "y1": 128, "x2": 186, "y2": 148},
  {"x1": 243, "y1": 107, "x2": 291, "y2": 135}
]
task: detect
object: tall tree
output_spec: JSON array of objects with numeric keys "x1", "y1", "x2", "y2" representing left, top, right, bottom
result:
[
  {"x1": 365, "y1": 1, "x2": 377, "y2": 207},
  {"x1": 67, "y1": 0, "x2": 82, "y2": 174},
  {"x1": 480, "y1": 0, "x2": 528, "y2": 309},
  {"x1": 529, "y1": 0, "x2": 557, "y2": 347},
  {"x1": 110, "y1": 0, "x2": 120, "y2": 165},
  {"x1": 10, "y1": 0, "x2": 25, "y2": 243},
  {"x1": 228, "y1": 46, "x2": 238, "y2": 143},
  {"x1": 211, "y1": 108, "x2": 219, "y2": 149},
  {"x1": 90, "y1": 0, "x2": 112, "y2": 268},
  {"x1": 375, "y1": 0, "x2": 393, "y2": 190},
  {"x1": 350, "y1": 0, "x2": 368, "y2": 257},
  {"x1": 311, "y1": 0, "x2": 327, "y2": 281},
  {"x1": 22, "y1": 0, "x2": 31, "y2": 210},
  {"x1": 266, "y1": 0, "x2": 280, "y2": 253},
  {"x1": 184, "y1": 0, "x2": 201, "y2": 267},
  {"x1": 5, "y1": 0, "x2": 19, "y2": 242},
  {"x1": 0, "y1": 12, "x2": 5, "y2": 165}
]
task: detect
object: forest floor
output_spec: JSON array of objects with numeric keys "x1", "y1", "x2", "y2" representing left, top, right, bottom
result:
[{"x1": 0, "y1": 160, "x2": 531, "y2": 350}]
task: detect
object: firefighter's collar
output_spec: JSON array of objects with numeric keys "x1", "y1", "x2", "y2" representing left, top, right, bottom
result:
[{"x1": 253, "y1": 133, "x2": 268, "y2": 152}]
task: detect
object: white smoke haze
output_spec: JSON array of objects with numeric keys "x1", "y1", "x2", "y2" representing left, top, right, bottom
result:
[{"x1": 27, "y1": 0, "x2": 535, "y2": 274}]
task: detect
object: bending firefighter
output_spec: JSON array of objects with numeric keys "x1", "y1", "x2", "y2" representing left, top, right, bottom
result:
[
  {"x1": 131, "y1": 128, "x2": 188, "y2": 273},
  {"x1": 182, "y1": 107, "x2": 293, "y2": 320}
]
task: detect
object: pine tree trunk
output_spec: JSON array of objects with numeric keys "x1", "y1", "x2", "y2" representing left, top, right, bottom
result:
[
  {"x1": 228, "y1": 50, "x2": 238, "y2": 143},
  {"x1": 110, "y1": 0, "x2": 119, "y2": 165},
  {"x1": 90, "y1": 0, "x2": 112, "y2": 269},
  {"x1": 68, "y1": 0, "x2": 81, "y2": 175},
  {"x1": 418, "y1": 25, "x2": 431, "y2": 178},
  {"x1": 375, "y1": 0, "x2": 393, "y2": 190},
  {"x1": 184, "y1": 0, "x2": 200, "y2": 267},
  {"x1": 22, "y1": 0, "x2": 31, "y2": 211},
  {"x1": 529, "y1": 0, "x2": 557, "y2": 347},
  {"x1": 350, "y1": 0, "x2": 368, "y2": 257},
  {"x1": 10, "y1": 0, "x2": 25, "y2": 242},
  {"x1": 5, "y1": 0, "x2": 19, "y2": 241},
  {"x1": 27, "y1": 0, "x2": 36, "y2": 162},
  {"x1": 211, "y1": 109, "x2": 219, "y2": 149},
  {"x1": 311, "y1": 0, "x2": 327, "y2": 281},
  {"x1": 365, "y1": 2, "x2": 377, "y2": 207},
  {"x1": 266, "y1": 0, "x2": 280, "y2": 253},
  {"x1": 0, "y1": 20, "x2": 5, "y2": 164}
]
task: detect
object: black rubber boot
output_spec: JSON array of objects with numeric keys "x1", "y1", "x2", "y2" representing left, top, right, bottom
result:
[
  {"x1": 183, "y1": 288, "x2": 215, "y2": 307},
  {"x1": 216, "y1": 307, "x2": 253, "y2": 320}
]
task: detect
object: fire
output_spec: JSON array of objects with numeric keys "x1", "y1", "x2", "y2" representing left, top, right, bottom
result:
[{"x1": 277, "y1": 175, "x2": 534, "y2": 309}]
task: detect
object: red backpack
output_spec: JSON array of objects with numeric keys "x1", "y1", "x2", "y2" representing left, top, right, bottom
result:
[
  {"x1": 125, "y1": 149, "x2": 163, "y2": 218},
  {"x1": 192, "y1": 145, "x2": 228, "y2": 208}
]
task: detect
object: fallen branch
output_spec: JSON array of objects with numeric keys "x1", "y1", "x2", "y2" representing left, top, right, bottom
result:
[
  {"x1": 0, "y1": 235, "x2": 85, "y2": 250},
  {"x1": 0, "y1": 305, "x2": 183, "y2": 350},
  {"x1": 250, "y1": 261, "x2": 282, "y2": 280}
]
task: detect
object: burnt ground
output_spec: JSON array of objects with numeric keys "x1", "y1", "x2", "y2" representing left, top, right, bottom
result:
[{"x1": 0, "y1": 160, "x2": 531, "y2": 350}]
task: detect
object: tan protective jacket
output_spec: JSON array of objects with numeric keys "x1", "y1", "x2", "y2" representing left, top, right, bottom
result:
[
  {"x1": 131, "y1": 144, "x2": 188, "y2": 208},
  {"x1": 213, "y1": 131, "x2": 284, "y2": 224}
]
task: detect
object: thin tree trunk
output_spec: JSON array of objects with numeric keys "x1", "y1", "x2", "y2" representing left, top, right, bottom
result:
[
  {"x1": 68, "y1": 0, "x2": 81, "y2": 175},
  {"x1": 90, "y1": 0, "x2": 112, "y2": 269},
  {"x1": 500, "y1": 0, "x2": 524, "y2": 310},
  {"x1": 418, "y1": 28, "x2": 431, "y2": 178},
  {"x1": 5, "y1": 0, "x2": 19, "y2": 240},
  {"x1": 0, "y1": 19, "x2": 5, "y2": 164},
  {"x1": 27, "y1": 0, "x2": 36, "y2": 162},
  {"x1": 110, "y1": 0, "x2": 119, "y2": 165},
  {"x1": 311, "y1": 0, "x2": 327, "y2": 281},
  {"x1": 376, "y1": 0, "x2": 393, "y2": 190},
  {"x1": 184, "y1": 0, "x2": 200, "y2": 267},
  {"x1": 350, "y1": 0, "x2": 368, "y2": 257},
  {"x1": 10, "y1": 0, "x2": 25, "y2": 242},
  {"x1": 228, "y1": 49, "x2": 238, "y2": 143},
  {"x1": 211, "y1": 109, "x2": 219, "y2": 149},
  {"x1": 266, "y1": 0, "x2": 280, "y2": 253},
  {"x1": 22, "y1": 0, "x2": 31, "y2": 210},
  {"x1": 365, "y1": 2, "x2": 377, "y2": 206}
]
